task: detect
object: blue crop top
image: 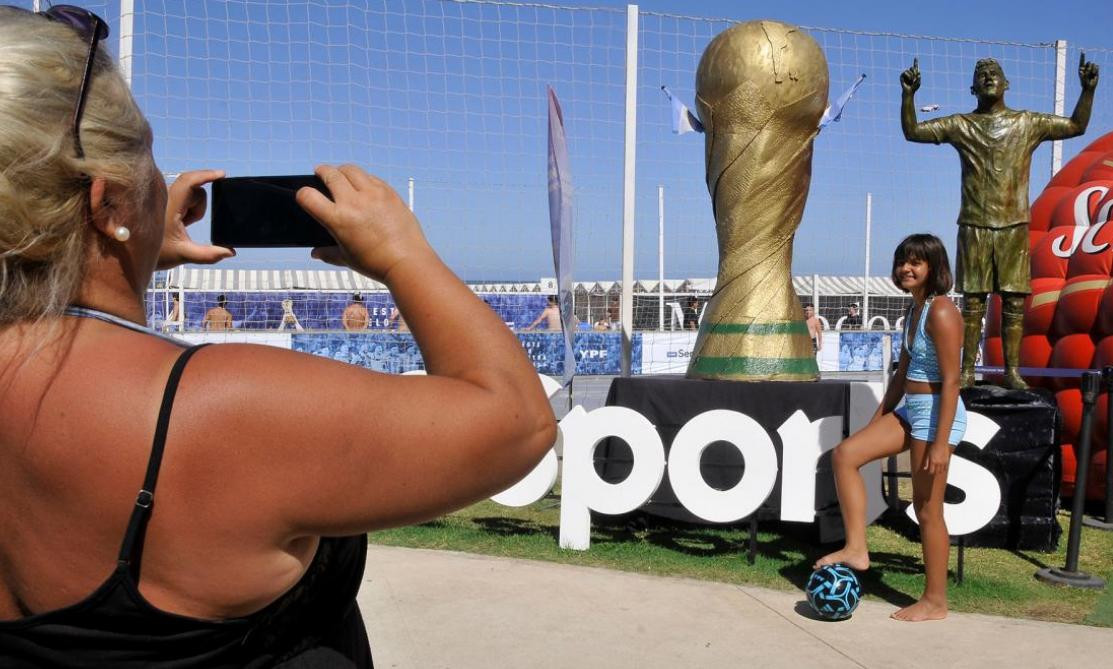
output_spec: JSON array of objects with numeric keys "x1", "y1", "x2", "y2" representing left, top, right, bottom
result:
[{"x1": 904, "y1": 298, "x2": 942, "y2": 383}]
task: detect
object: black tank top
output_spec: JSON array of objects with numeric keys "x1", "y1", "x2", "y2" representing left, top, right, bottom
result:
[{"x1": 0, "y1": 344, "x2": 373, "y2": 667}]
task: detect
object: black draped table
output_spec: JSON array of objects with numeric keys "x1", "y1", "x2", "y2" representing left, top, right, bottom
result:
[
  {"x1": 599, "y1": 377, "x2": 1061, "y2": 550},
  {"x1": 599, "y1": 376, "x2": 852, "y2": 541}
]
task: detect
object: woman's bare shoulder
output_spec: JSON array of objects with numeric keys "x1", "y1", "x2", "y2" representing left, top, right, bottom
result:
[{"x1": 926, "y1": 296, "x2": 962, "y2": 333}]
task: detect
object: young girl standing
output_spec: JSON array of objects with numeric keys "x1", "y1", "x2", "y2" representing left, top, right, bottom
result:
[{"x1": 814, "y1": 233, "x2": 967, "y2": 621}]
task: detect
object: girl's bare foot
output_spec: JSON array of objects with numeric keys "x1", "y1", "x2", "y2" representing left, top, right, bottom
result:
[
  {"x1": 812, "y1": 547, "x2": 870, "y2": 571},
  {"x1": 891, "y1": 598, "x2": 947, "y2": 622}
]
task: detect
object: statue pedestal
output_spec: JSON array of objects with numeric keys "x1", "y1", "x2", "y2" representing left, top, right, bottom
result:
[{"x1": 959, "y1": 385, "x2": 1061, "y2": 550}]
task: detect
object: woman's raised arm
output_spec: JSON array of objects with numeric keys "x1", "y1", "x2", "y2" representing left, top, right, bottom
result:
[{"x1": 173, "y1": 164, "x2": 556, "y2": 538}]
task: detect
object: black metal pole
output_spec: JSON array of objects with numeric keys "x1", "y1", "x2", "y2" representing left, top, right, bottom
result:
[
  {"x1": 886, "y1": 455, "x2": 899, "y2": 511},
  {"x1": 748, "y1": 516, "x2": 757, "y2": 565},
  {"x1": 1105, "y1": 367, "x2": 1113, "y2": 524},
  {"x1": 1066, "y1": 372, "x2": 1099, "y2": 572},
  {"x1": 955, "y1": 536, "x2": 965, "y2": 586},
  {"x1": 1037, "y1": 371, "x2": 1105, "y2": 588},
  {"x1": 1085, "y1": 366, "x2": 1113, "y2": 530},
  {"x1": 885, "y1": 359, "x2": 900, "y2": 512}
]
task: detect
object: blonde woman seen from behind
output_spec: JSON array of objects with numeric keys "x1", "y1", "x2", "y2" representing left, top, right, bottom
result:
[{"x1": 0, "y1": 6, "x2": 555, "y2": 666}]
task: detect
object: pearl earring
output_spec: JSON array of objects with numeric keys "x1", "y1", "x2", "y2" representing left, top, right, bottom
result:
[{"x1": 113, "y1": 227, "x2": 131, "y2": 242}]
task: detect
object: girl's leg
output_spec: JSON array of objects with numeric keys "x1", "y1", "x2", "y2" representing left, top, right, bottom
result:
[
  {"x1": 892, "y1": 438, "x2": 951, "y2": 622},
  {"x1": 814, "y1": 412, "x2": 910, "y2": 570}
]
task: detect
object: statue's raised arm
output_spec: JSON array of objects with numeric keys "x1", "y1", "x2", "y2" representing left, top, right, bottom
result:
[
  {"x1": 900, "y1": 57, "x2": 921, "y2": 94},
  {"x1": 900, "y1": 58, "x2": 934, "y2": 142},
  {"x1": 1065, "y1": 52, "x2": 1100, "y2": 136}
]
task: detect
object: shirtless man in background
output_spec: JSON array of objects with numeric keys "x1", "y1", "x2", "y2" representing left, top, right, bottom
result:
[
  {"x1": 804, "y1": 304, "x2": 823, "y2": 354},
  {"x1": 342, "y1": 293, "x2": 370, "y2": 331},
  {"x1": 202, "y1": 294, "x2": 233, "y2": 331},
  {"x1": 525, "y1": 296, "x2": 562, "y2": 331}
]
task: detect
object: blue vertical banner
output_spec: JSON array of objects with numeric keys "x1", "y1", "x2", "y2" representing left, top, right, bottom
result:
[{"x1": 547, "y1": 85, "x2": 575, "y2": 387}]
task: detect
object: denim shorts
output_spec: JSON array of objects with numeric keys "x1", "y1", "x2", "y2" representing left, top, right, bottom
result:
[{"x1": 894, "y1": 393, "x2": 967, "y2": 445}]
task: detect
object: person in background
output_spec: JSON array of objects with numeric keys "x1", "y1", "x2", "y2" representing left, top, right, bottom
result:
[
  {"x1": 683, "y1": 296, "x2": 701, "y2": 330},
  {"x1": 606, "y1": 295, "x2": 620, "y2": 330},
  {"x1": 342, "y1": 293, "x2": 369, "y2": 331},
  {"x1": 388, "y1": 305, "x2": 409, "y2": 332},
  {"x1": 843, "y1": 302, "x2": 862, "y2": 329},
  {"x1": 278, "y1": 297, "x2": 304, "y2": 331},
  {"x1": 804, "y1": 304, "x2": 822, "y2": 355},
  {"x1": 202, "y1": 294, "x2": 233, "y2": 331},
  {"x1": 525, "y1": 295, "x2": 562, "y2": 331},
  {"x1": 162, "y1": 293, "x2": 181, "y2": 332},
  {"x1": 814, "y1": 234, "x2": 966, "y2": 622},
  {"x1": 0, "y1": 7, "x2": 555, "y2": 664}
]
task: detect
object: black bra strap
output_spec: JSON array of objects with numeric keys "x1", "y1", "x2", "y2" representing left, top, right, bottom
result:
[{"x1": 117, "y1": 344, "x2": 210, "y2": 579}]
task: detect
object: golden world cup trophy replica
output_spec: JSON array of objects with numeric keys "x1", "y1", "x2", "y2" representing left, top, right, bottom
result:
[
  {"x1": 686, "y1": 20, "x2": 828, "y2": 381},
  {"x1": 902, "y1": 55, "x2": 1099, "y2": 389}
]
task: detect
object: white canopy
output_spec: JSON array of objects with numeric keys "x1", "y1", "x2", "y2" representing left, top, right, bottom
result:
[{"x1": 159, "y1": 269, "x2": 912, "y2": 297}]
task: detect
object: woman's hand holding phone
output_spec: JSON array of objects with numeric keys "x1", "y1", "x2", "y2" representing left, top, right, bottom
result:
[
  {"x1": 296, "y1": 164, "x2": 435, "y2": 284},
  {"x1": 157, "y1": 169, "x2": 237, "y2": 270}
]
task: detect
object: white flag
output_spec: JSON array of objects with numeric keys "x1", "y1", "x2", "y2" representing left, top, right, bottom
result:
[
  {"x1": 661, "y1": 86, "x2": 704, "y2": 135},
  {"x1": 819, "y1": 73, "x2": 867, "y2": 130}
]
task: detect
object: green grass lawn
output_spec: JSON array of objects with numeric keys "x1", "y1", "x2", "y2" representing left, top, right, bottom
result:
[{"x1": 370, "y1": 495, "x2": 1113, "y2": 626}]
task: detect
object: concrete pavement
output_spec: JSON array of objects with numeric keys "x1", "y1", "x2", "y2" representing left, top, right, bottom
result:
[{"x1": 357, "y1": 545, "x2": 1113, "y2": 668}]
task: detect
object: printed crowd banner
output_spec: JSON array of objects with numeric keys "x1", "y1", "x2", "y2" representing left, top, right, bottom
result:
[
  {"x1": 837, "y1": 332, "x2": 887, "y2": 372},
  {"x1": 518, "y1": 332, "x2": 634, "y2": 376},
  {"x1": 817, "y1": 331, "x2": 841, "y2": 372},
  {"x1": 640, "y1": 332, "x2": 698, "y2": 374},
  {"x1": 169, "y1": 291, "x2": 550, "y2": 332},
  {"x1": 178, "y1": 331, "x2": 293, "y2": 349},
  {"x1": 168, "y1": 320, "x2": 893, "y2": 377},
  {"x1": 292, "y1": 333, "x2": 426, "y2": 374},
  {"x1": 283, "y1": 332, "x2": 635, "y2": 377}
]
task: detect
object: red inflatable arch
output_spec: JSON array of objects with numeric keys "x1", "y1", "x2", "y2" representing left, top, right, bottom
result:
[
  {"x1": 984, "y1": 131, "x2": 1113, "y2": 500},
  {"x1": 1081, "y1": 152, "x2": 1113, "y2": 183}
]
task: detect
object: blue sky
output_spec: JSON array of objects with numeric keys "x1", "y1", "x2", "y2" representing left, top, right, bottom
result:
[
  {"x1": 601, "y1": 1, "x2": 1113, "y2": 47},
  {"x1": 21, "y1": 1, "x2": 1113, "y2": 281}
]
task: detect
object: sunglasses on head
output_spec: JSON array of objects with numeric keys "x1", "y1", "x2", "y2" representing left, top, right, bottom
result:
[{"x1": 8, "y1": 4, "x2": 110, "y2": 158}]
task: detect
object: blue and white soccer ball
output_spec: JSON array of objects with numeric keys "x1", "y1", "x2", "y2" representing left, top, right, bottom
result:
[{"x1": 806, "y1": 564, "x2": 861, "y2": 620}]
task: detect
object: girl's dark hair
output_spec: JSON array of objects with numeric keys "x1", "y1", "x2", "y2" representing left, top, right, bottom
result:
[{"x1": 891, "y1": 233, "x2": 953, "y2": 295}]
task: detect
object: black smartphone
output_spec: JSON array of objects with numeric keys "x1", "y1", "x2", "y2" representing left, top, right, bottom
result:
[{"x1": 211, "y1": 175, "x2": 336, "y2": 248}]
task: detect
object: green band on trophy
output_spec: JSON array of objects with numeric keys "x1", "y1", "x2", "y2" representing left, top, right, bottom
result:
[
  {"x1": 699, "y1": 321, "x2": 811, "y2": 336},
  {"x1": 690, "y1": 355, "x2": 820, "y2": 377}
]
